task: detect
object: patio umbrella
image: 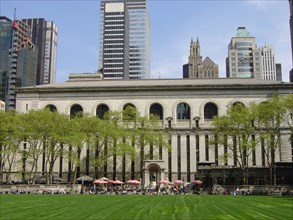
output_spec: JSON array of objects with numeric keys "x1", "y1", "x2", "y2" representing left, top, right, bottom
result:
[
  {"x1": 192, "y1": 180, "x2": 203, "y2": 185},
  {"x1": 76, "y1": 175, "x2": 94, "y2": 184},
  {"x1": 113, "y1": 180, "x2": 124, "y2": 185},
  {"x1": 159, "y1": 180, "x2": 171, "y2": 185},
  {"x1": 127, "y1": 180, "x2": 134, "y2": 184},
  {"x1": 52, "y1": 175, "x2": 67, "y2": 183},
  {"x1": 127, "y1": 180, "x2": 141, "y2": 185},
  {"x1": 35, "y1": 175, "x2": 47, "y2": 184},
  {"x1": 132, "y1": 180, "x2": 141, "y2": 185},
  {"x1": 93, "y1": 179, "x2": 107, "y2": 184},
  {"x1": 99, "y1": 177, "x2": 109, "y2": 181},
  {"x1": 107, "y1": 179, "x2": 114, "y2": 184},
  {"x1": 174, "y1": 180, "x2": 184, "y2": 185}
]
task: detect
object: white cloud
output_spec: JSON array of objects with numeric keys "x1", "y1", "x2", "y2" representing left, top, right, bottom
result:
[{"x1": 244, "y1": 0, "x2": 280, "y2": 11}]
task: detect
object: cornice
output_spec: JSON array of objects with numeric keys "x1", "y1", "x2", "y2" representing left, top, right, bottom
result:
[{"x1": 16, "y1": 82, "x2": 293, "y2": 95}]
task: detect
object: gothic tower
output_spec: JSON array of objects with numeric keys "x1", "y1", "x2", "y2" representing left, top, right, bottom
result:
[{"x1": 188, "y1": 38, "x2": 202, "y2": 78}]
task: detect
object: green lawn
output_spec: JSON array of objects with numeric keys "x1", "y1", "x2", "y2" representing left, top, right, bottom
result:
[{"x1": 0, "y1": 194, "x2": 292, "y2": 220}]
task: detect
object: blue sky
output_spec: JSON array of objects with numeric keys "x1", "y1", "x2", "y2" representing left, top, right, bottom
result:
[{"x1": 1, "y1": 0, "x2": 291, "y2": 82}]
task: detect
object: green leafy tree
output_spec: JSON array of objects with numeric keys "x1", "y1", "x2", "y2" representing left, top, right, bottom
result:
[
  {"x1": 212, "y1": 103, "x2": 257, "y2": 185},
  {"x1": 0, "y1": 110, "x2": 22, "y2": 183},
  {"x1": 282, "y1": 94, "x2": 293, "y2": 133},
  {"x1": 43, "y1": 111, "x2": 70, "y2": 184},
  {"x1": 121, "y1": 106, "x2": 171, "y2": 179},
  {"x1": 254, "y1": 95, "x2": 289, "y2": 185},
  {"x1": 65, "y1": 112, "x2": 88, "y2": 183},
  {"x1": 18, "y1": 109, "x2": 58, "y2": 183}
]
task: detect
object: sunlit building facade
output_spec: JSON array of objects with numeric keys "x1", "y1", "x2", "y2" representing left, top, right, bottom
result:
[
  {"x1": 183, "y1": 38, "x2": 219, "y2": 79},
  {"x1": 13, "y1": 77, "x2": 293, "y2": 186},
  {"x1": 226, "y1": 27, "x2": 262, "y2": 79},
  {"x1": 260, "y1": 44, "x2": 277, "y2": 81},
  {"x1": 99, "y1": 0, "x2": 150, "y2": 79}
]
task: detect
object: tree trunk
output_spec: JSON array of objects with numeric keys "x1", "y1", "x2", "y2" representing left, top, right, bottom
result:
[{"x1": 0, "y1": 143, "x2": 3, "y2": 184}]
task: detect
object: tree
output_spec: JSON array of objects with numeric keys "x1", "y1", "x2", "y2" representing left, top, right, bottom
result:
[
  {"x1": 282, "y1": 94, "x2": 293, "y2": 133},
  {"x1": 43, "y1": 111, "x2": 70, "y2": 184},
  {"x1": 254, "y1": 95, "x2": 289, "y2": 185},
  {"x1": 18, "y1": 109, "x2": 58, "y2": 184},
  {"x1": 212, "y1": 103, "x2": 257, "y2": 185},
  {"x1": 121, "y1": 106, "x2": 171, "y2": 179},
  {"x1": 0, "y1": 110, "x2": 22, "y2": 184},
  {"x1": 101, "y1": 110, "x2": 135, "y2": 180}
]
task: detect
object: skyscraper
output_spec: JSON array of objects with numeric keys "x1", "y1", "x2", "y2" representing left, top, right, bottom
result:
[
  {"x1": 0, "y1": 16, "x2": 38, "y2": 109},
  {"x1": 289, "y1": 0, "x2": 293, "y2": 82},
  {"x1": 22, "y1": 18, "x2": 58, "y2": 84},
  {"x1": 183, "y1": 38, "x2": 218, "y2": 79},
  {"x1": 226, "y1": 27, "x2": 262, "y2": 79},
  {"x1": 276, "y1": 63, "x2": 282, "y2": 82},
  {"x1": 260, "y1": 44, "x2": 277, "y2": 81},
  {"x1": 227, "y1": 27, "x2": 281, "y2": 81},
  {"x1": 99, "y1": 0, "x2": 150, "y2": 79}
]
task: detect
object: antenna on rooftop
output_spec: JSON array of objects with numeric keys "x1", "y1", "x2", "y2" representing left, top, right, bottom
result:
[{"x1": 14, "y1": 8, "x2": 16, "y2": 20}]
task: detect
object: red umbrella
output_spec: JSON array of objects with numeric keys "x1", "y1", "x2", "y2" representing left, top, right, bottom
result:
[
  {"x1": 132, "y1": 180, "x2": 141, "y2": 185},
  {"x1": 192, "y1": 180, "x2": 203, "y2": 185},
  {"x1": 159, "y1": 180, "x2": 171, "y2": 185},
  {"x1": 107, "y1": 180, "x2": 114, "y2": 184},
  {"x1": 93, "y1": 179, "x2": 107, "y2": 184},
  {"x1": 113, "y1": 180, "x2": 124, "y2": 185},
  {"x1": 127, "y1": 180, "x2": 141, "y2": 185},
  {"x1": 127, "y1": 180, "x2": 134, "y2": 184},
  {"x1": 174, "y1": 180, "x2": 184, "y2": 185}
]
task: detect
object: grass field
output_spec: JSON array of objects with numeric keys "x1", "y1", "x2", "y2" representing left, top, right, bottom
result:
[{"x1": 0, "y1": 194, "x2": 292, "y2": 220}]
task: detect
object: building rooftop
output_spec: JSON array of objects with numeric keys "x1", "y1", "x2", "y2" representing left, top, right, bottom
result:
[
  {"x1": 235, "y1": 27, "x2": 251, "y2": 37},
  {"x1": 17, "y1": 77, "x2": 292, "y2": 92}
]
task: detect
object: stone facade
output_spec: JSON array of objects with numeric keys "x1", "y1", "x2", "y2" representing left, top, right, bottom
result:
[
  {"x1": 14, "y1": 77, "x2": 293, "y2": 186},
  {"x1": 183, "y1": 38, "x2": 218, "y2": 79}
]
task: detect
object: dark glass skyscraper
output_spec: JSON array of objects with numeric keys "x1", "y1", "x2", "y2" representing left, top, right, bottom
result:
[
  {"x1": 22, "y1": 18, "x2": 58, "y2": 85},
  {"x1": 289, "y1": 0, "x2": 293, "y2": 82},
  {"x1": 0, "y1": 16, "x2": 37, "y2": 109}
]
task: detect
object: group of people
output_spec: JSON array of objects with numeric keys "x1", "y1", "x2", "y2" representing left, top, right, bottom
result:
[{"x1": 233, "y1": 187, "x2": 250, "y2": 195}]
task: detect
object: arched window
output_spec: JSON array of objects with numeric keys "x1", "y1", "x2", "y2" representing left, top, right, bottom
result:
[
  {"x1": 177, "y1": 103, "x2": 190, "y2": 120},
  {"x1": 204, "y1": 103, "x2": 218, "y2": 119},
  {"x1": 96, "y1": 104, "x2": 109, "y2": 119},
  {"x1": 232, "y1": 102, "x2": 245, "y2": 112},
  {"x1": 150, "y1": 103, "x2": 163, "y2": 120},
  {"x1": 233, "y1": 102, "x2": 245, "y2": 108},
  {"x1": 70, "y1": 104, "x2": 83, "y2": 118},
  {"x1": 123, "y1": 103, "x2": 136, "y2": 121},
  {"x1": 45, "y1": 104, "x2": 57, "y2": 112}
]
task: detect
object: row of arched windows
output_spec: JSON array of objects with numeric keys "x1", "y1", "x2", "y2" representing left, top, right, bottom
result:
[{"x1": 46, "y1": 102, "x2": 245, "y2": 121}]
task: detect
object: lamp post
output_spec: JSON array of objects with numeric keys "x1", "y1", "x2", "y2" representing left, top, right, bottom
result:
[
  {"x1": 166, "y1": 117, "x2": 173, "y2": 129},
  {"x1": 193, "y1": 116, "x2": 200, "y2": 128}
]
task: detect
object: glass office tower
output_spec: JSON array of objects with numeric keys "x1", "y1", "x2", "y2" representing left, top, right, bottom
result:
[
  {"x1": 226, "y1": 27, "x2": 262, "y2": 79},
  {"x1": 22, "y1": 19, "x2": 58, "y2": 85},
  {"x1": 0, "y1": 16, "x2": 37, "y2": 109},
  {"x1": 99, "y1": 0, "x2": 150, "y2": 79}
]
